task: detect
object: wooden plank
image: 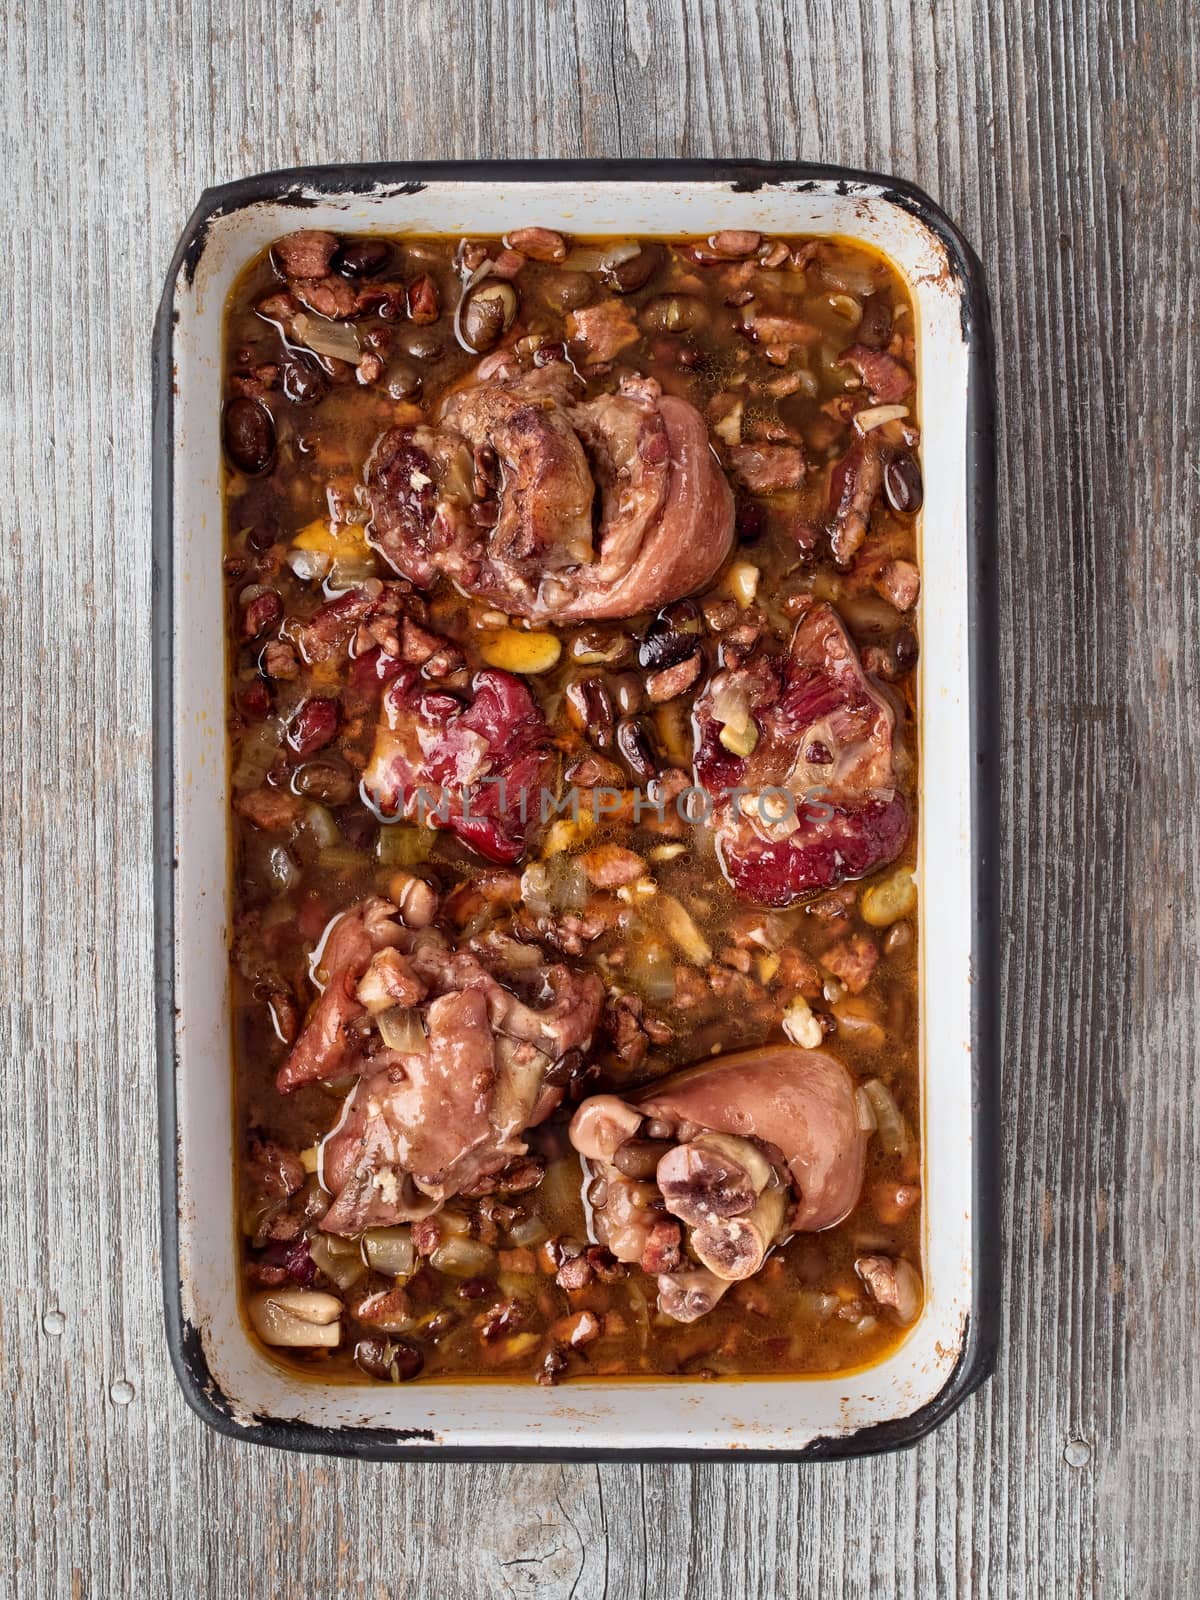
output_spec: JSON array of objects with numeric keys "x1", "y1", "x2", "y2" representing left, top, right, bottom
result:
[{"x1": 1, "y1": 0, "x2": 1197, "y2": 1594}]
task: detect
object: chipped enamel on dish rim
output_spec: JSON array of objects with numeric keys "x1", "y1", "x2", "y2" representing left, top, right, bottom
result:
[{"x1": 167, "y1": 179, "x2": 973, "y2": 1450}]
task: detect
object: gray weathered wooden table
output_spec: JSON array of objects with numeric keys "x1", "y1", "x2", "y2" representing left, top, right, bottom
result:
[{"x1": 3, "y1": 2, "x2": 1196, "y2": 1595}]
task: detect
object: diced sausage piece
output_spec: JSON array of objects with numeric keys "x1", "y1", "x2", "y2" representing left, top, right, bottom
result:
[
  {"x1": 555, "y1": 1253, "x2": 595, "y2": 1291},
  {"x1": 400, "y1": 616, "x2": 456, "y2": 666},
  {"x1": 876, "y1": 559, "x2": 921, "y2": 612},
  {"x1": 557, "y1": 1309, "x2": 601, "y2": 1347},
  {"x1": 488, "y1": 250, "x2": 526, "y2": 280},
  {"x1": 245, "y1": 1136, "x2": 305, "y2": 1198},
  {"x1": 748, "y1": 314, "x2": 820, "y2": 346},
  {"x1": 287, "y1": 697, "x2": 340, "y2": 757},
  {"x1": 828, "y1": 435, "x2": 885, "y2": 567},
  {"x1": 262, "y1": 640, "x2": 299, "y2": 680},
  {"x1": 293, "y1": 276, "x2": 359, "y2": 319},
  {"x1": 640, "y1": 1219, "x2": 683, "y2": 1274},
  {"x1": 821, "y1": 932, "x2": 878, "y2": 994},
  {"x1": 566, "y1": 299, "x2": 640, "y2": 365},
  {"x1": 407, "y1": 275, "x2": 440, "y2": 323},
  {"x1": 241, "y1": 591, "x2": 282, "y2": 639},
  {"x1": 580, "y1": 845, "x2": 646, "y2": 888},
  {"x1": 412, "y1": 1217, "x2": 441, "y2": 1257},
  {"x1": 726, "y1": 444, "x2": 807, "y2": 493},
  {"x1": 645, "y1": 653, "x2": 702, "y2": 703},
  {"x1": 507, "y1": 227, "x2": 567, "y2": 262},
  {"x1": 709, "y1": 230, "x2": 761, "y2": 258},
  {"x1": 274, "y1": 230, "x2": 338, "y2": 278},
  {"x1": 234, "y1": 786, "x2": 303, "y2": 832},
  {"x1": 839, "y1": 344, "x2": 914, "y2": 403}
]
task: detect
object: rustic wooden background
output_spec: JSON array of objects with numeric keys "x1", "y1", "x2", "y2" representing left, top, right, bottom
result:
[{"x1": 2, "y1": 0, "x2": 1196, "y2": 1595}]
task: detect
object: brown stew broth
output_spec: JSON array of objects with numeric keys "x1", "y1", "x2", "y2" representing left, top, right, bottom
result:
[{"x1": 224, "y1": 229, "x2": 922, "y2": 1383}]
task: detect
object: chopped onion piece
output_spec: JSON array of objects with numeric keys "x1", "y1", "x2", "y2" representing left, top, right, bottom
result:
[
  {"x1": 292, "y1": 311, "x2": 361, "y2": 364},
  {"x1": 430, "y1": 1237, "x2": 497, "y2": 1278},
  {"x1": 561, "y1": 245, "x2": 610, "y2": 271},
  {"x1": 600, "y1": 241, "x2": 642, "y2": 269},
  {"x1": 658, "y1": 894, "x2": 712, "y2": 966},
  {"x1": 231, "y1": 719, "x2": 282, "y2": 792},
  {"x1": 889, "y1": 1259, "x2": 923, "y2": 1324},
  {"x1": 327, "y1": 557, "x2": 377, "y2": 590},
  {"x1": 377, "y1": 1006, "x2": 429, "y2": 1054},
  {"x1": 308, "y1": 1233, "x2": 366, "y2": 1291},
  {"x1": 861, "y1": 1078, "x2": 911, "y2": 1155},
  {"x1": 855, "y1": 1086, "x2": 879, "y2": 1131},
  {"x1": 627, "y1": 932, "x2": 677, "y2": 1003},
  {"x1": 301, "y1": 802, "x2": 341, "y2": 851},
  {"x1": 854, "y1": 404, "x2": 909, "y2": 434},
  {"x1": 363, "y1": 1226, "x2": 416, "y2": 1279}
]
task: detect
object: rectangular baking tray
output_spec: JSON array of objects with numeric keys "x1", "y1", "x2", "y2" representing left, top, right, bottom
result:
[{"x1": 152, "y1": 159, "x2": 998, "y2": 1460}]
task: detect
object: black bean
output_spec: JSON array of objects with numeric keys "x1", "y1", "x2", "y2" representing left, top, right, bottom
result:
[
  {"x1": 457, "y1": 1276, "x2": 495, "y2": 1301},
  {"x1": 389, "y1": 1337, "x2": 426, "y2": 1380},
  {"x1": 565, "y1": 677, "x2": 614, "y2": 748},
  {"x1": 612, "y1": 1138, "x2": 674, "y2": 1180},
  {"x1": 638, "y1": 602, "x2": 701, "y2": 671},
  {"x1": 884, "y1": 454, "x2": 923, "y2": 514},
  {"x1": 892, "y1": 627, "x2": 920, "y2": 674},
  {"x1": 544, "y1": 1048, "x2": 585, "y2": 1088},
  {"x1": 353, "y1": 1336, "x2": 395, "y2": 1381},
  {"x1": 400, "y1": 329, "x2": 444, "y2": 363},
  {"x1": 223, "y1": 396, "x2": 276, "y2": 474},
  {"x1": 333, "y1": 237, "x2": 393, "y2": 279},
  {"x1": 459, "y1": 281, "x2": 518, "y2": 353},
  {"x1": 281, "y1": 356, "x2": 328, "y2": 406},
  {"x1": 616, "y1": 718, "x2": 657, "y2": 782},
  {"x1": 856, "y1": 294, "x2": 893, "y2": 349},
  {"x1": 246, "y1": 524, "x2": 277, "y2": 553},
  {"x1": 385, "y1": 359, "x2": 422, "y2": 400},
  {"x1": 541, "y1": 271, "x2": 593, "y2": 313},
  {"x1": 336, "y1": 805, "x2": 379, "y2": 850},
  {"x1": 292, "y1": 756, "x2": 353, "y2": 806},
  {"x1": 602, "y1": 243, "x2": 663, "y2": 294},
  {"x1": 639, "y1": 294, "x2": 708, "y2": 335},
  {"x1": 611, "y1": 672, "x2": 643, "y2": 716}
]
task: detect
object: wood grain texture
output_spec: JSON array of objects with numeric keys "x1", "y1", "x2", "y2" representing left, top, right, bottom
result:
[{"x1": 2, "y1": 0, "x2": 1197, "y2": 1595}]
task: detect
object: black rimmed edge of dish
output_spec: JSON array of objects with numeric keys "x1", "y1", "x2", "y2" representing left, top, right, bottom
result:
[{"x1": 152, "y1": 157, "x2": 999, "y2": 1462}]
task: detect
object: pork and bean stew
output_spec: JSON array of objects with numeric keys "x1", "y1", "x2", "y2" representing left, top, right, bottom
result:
[{"x1": 224, "y1": 224, "x2": 923, "y2": 1386}]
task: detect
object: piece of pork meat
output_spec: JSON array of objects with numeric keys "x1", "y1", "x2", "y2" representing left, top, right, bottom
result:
[
  {"x1": 569, "y1": 1045, "x2": 867, "y2": 1321},
  {"x1": 318, "y1": 951, "x2": 603, "y2": 1234},
  {"x1": 363, "y1": 361, "x2": 734, "y2": 622},
  {"x1": 275, "y1": 895, "x2": 604, "y2": 1231},
  {"x1": 693, "y1": 600, "x2": 910, "y2": 907},
  {"x1": 361, "y1": 666, "x2": 552, "y2": 864},
  {"x1": 275, "y1": 898, "x2": 408, "y2": 1092}
]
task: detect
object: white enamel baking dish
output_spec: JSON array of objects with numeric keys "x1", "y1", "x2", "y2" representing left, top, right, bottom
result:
[{"x1": 153, "y1": 161, "x2": 998, "y2": 1460}]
